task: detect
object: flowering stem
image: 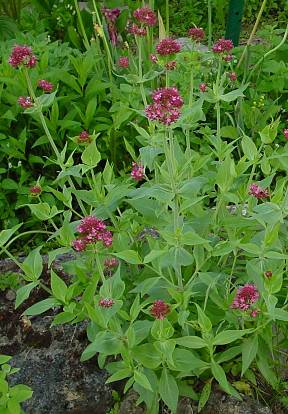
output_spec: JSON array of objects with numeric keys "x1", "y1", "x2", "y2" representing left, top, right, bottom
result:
[
  {"x1": 216, "y1": 101, "x2": 221, "y2": 140},
  {"x1": 165, "y1": 0, "x2": 169, "y2": 35},
  {"x1": 95, "y1": 251, "x2": 105, "y2": 283},
  {"x1": 188, "y1": 69, "x2": 194, "y2": 107},
  {"x1": 74, "y1": 0, "x2": 90, "y2": 50}
]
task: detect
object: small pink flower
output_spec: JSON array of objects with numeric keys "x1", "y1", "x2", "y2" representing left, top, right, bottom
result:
[
  {"x1": 150, "y1": 54, "x2": 158, "y2": 63},
  {"x1": 8, "y1": 45, "x2": 37, "y2": 68},
  {"x1": 284, "y1": 129, "x2": 288, "y2": 140},
  {"x1": 99, "y1": 298, "x2": 114, "y2": 308},
  {"x1": 156, "y1": 38, "x2": 181, "y2": 56},
  {"x1": 199, "y1": 83, "x2": 207, "y2": 92},
  {"x1": 104, "y1": 257, "x2": 119, "y2": 269},
  {"x1": 131, "y1": 162, "x2": 144, "y2": 182},
  {"x1": 29, "y1": 185, "x2": 42, "y2": 196},
  {"x1": 150, "y1": 300, "x2": 170, "y2": 320},
  {"x1": 231, "y1": 284, "x2": 260, "y2": 311},
  {"x1": 152, "y1": 87, "x2": 183, "y2": 108},
  {"x1": 228, "y1": 71, "x2": 237, "y2": 81},
  {"x1": 133, "y1": 6, "x2": 157, "y2": 27},
  {"x1": 128, "y1": 23, "x2": 147, "y2": 36},
  {"x1": 72, "y1": 238, "x2": 88, "y2": 252},
  {"x1": 188, "y1": 27, "x2": 205, "y2": 42},
  {"x1": 38, "y1": 79, "x2": 53, "y2": 92},
  {"x1": 212, "y1": 38, "x2": 233, "y2": 54},
  {"x1": 75, "y1": 216, "x2": 113, "y2": 248},
  {"x1": 249, "y1": 183, "x2": 269, "y2": 199},
  {"x1": 224, "y1": 54, "x2": 233, "y2": 62},
  {"x1": 118, "y1": 56, "x2": 129, "y2": 68},
  {"x1": 264, "y1": 271, "x2": 273, "y2": 278},
  {"x1": 18, "y1": 96, "x2": 33, "y2": 109},
  {"x1": 145, "y1": 104, "x2": 181, "y2": 125},
  {"x1": 78, "y1": 130, "x2": 91, "y2": 143},
  {"x1": 250, "y1": 309, "x2": 259, "y2": 318},
  {"x1": 165, "y1": 60, "x2": 176, "y2": 70}
]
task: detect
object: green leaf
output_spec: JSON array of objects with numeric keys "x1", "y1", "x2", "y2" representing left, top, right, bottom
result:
[
  {"x1": 172, "y1": 349, "x2": 209, "y2": 371},
  {"x1": 220, "y1": 84, "x2": 248, "y2": 102},
  {"x1": 241, "y1": 335, "x2": 258, "y2": 376},
  {"x1": 24, "y1": 298, "x2": 60, "y2": 316},
  {"x1": 195, "y1": 304, "x2": 212, "y2": 332},
  {"x1": 37, "y1": 90, "x2": 57, "y2": 108},
  {"x1": 213, "y1": 329, "x2": 252, "y2": 346},
  {"x1": 81, "y1": 332, "x2": 123, "y2": 361},
  {"x1": 259, "y1": 118, "x2": 280, "y2": 144},
  {"x1": 28, "y1": 203, "x2": 62, "y2": 220},
  {"x1": 181, "y1": 231, "x2": 208, "y2": 246},
  {"x1": 0, "y1": 223, "x2": 22, "y2": 247},
  {"x1": 242, "y1": 135, "x2": 258, "y2": 161},
  {"x1": 211, "y1": 360, "x2": 230, "y2": 392},
  {"x1": 20, "y1": 246, "x2": 43, "y2": 281},
  {"x1": 159, "y1": 368, "x2": 179, "y2": 413},
  {"x1": 273, "y1": 308, "x2": 288, "y2": 321},
  {"x1": 51, "y1": 270, "x2": 68, "y2": 303},
  {"x1": 132, "y1": 344, "x2": 162, "y2": 369},
  {"x1": 106, "y1": 368, "x2": 132, "y2": 383},
  {"x1": 15, "y1": 282, "x2": 39, "y2": 309},
  {"x1": 143, "y1": 250, "x2": 167, "y2": 263},
  {"x1": 176, "y1": 336, "x2": 207, "y2": 349},
  {"x1": 134, "y1": 370, "x2": 153, "y2": 391},
  {"x1": 81, "y1": 141, "x2": 101, "y2": 167},
  {"x1": 198, "y1": 380, "x2": 212, "y2": 412},
  {"x1": 10, "y1": 384, "x2": 33, "y2": 402},
  {"x1": 113, "y1": 250, "x2": 142, "y2": 264},
  {"x1": 0, "y1": 355, "x2": 12, "y2": 365}
]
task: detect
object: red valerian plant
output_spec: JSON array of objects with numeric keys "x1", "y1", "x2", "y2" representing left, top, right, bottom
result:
[
  {"x1": 18, "y1": 96, "x2": 33, "y2": 108},
  {"x1": 29, "y1": 185, "x2": 42, "y2": 196},
  {"x1": 133, "y1": 6, "x2": 157, "y2": 27},
  {"x1": 118, "y1": 56, "x2": 129, "y2": 68},
  {"x1": 145, "y1": 87, "x2": 184, "y2": 125},
  {"x1": 131, "y1": 162, "x2": 145, "y2": 181},
  {"x1": 99, "y1": 298, "x2": 114, "y2": 308},
  {"x1": 128, "y1": 23, "x2": 147, "y2": 36},
  {"x1": 72, "y1": 216, "x2": 113, "y2": 251},
  {"x1": 231, "y1": 284, "x2": 260, "y2": 311},
  {"x1": 199, "y1": 82, "x2": 207, "y2": 92},
  {"x1": 188, "y1": 27, "x2": 205, "y2": 41},
  {"x1": 249, "y1": 183, "x2": 269, "y2": 199},
  {"x1": 212, "y1": 38, "x2": 233, "y2": 54},
  {"x1": 78, "y1": 130, "x2": 91, "y2": 143},
  {"x1": 156, "y1": 38, "x2": 181, "y2": 56},
  {"x1": 150, "y1": 300, "x2": 170, "y2": 319},
  {"x1": 8, "y1": 45, "x2": 37, "y2": 68},
  {"x1": 37, "y1": 79, "x2": 53, "y2": 92}
]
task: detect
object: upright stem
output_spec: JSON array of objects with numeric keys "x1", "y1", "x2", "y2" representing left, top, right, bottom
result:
[
  {"x1": 216, "y1": 101, "x2": 221, "y2": 140},
  {"x1": 207, "y1": 0, "x2": 212, "y2": 49},
  {"x1": 237, "y1": 0, "x2": 267, "y2": 69},
  {"x1": 74, "y1": 0, "x2": 90, "y2": 50},
  {"x1": 165, "y1": 0, "x2": 169, "y2": 35},
  {"x1": 95, "y1": 251, "x2": 105, "y2": 283}
]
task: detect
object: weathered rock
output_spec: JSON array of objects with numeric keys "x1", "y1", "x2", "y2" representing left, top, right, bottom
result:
[
  {"x1": 119, "y1": 390, "x2": 145, "y2": 414},
  {"x1": 202, "y1": 394, "x2": 273, "y2": 414}
]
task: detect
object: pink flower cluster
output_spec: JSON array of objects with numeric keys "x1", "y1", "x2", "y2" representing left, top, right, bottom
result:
[
  {"x1": 72, "y1": 216, "x2": 113, "y2": 252},
  {"x1": 99, "y1": 298, "x2": 114, "y2": 308},
  {"x1": 128, "y1": 23, "x2": 147, "y2": 36},
  {"x1": 249, "y1": 183, "x2": 269, "y2": 199},
  {"x1": 156, "y1": 38, "x2": 181, "y2": 56},
  {"x1": 101, "y1": 7, "x2": 120, "y2": 23},
  {"x1": 188, "y1": 27, "x2": 205, "y2": 42},
  {"x1": 231, "y1": 284, "x2": 259, "y2": 311},
  {"x1": 38, "y1": 79, "x2": 53, "y2": 92},
  {"x1": 145, "y1": 87, "x2": 184, "y2": 125},
  {"x1": 18, "y1": 96, "x2": 33, "y2": 109},
  {"x1": 284, "y1": 129, "x2": 288, "y2": 140},
  {"x1": 199, "y1": 83, "x2": 207, "y2": 92},
  {"x1": 131, "y1": 162, "x2": 144, "y2": 181},
  {"x1": 8, "y1": 45, "x2": 37, "y2": 68},
  {"x1": 212, "y1": 38, "x2": 233, "y2": 54},
  {"x1": 150, "y1": 54, "x2": 158, "y2": 63},
  {"x1": 118, "y1": 56, "x2": 129, "y2": 68},
  {"x1": 150, "y1": 300, "x2": 170, "y2": 320},
  {"x1": 165, "y1": 60, "x2": 177, "y2": 70},
  {"x1": 228, "y1": 71, "x2": 237, "y2": 81},
  {"x1": 133, "y1": 6, "x2": 157, "y2": 26},
  {"x1": 104, "y1": 257, "x2": 119, "y2": 269}
]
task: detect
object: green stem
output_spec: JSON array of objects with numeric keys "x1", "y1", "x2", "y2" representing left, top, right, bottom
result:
[
  {"x1": 207, "y1": 0, "x2": 212, "y2": 49},
  {"x1": 74, "y1": 0, "x2": 90, "y2": 50},
  {"x1": 188, "y1": 69, "x2": 194, "y2": 107},
  {"x1": 1, "y1": 245, "x2": 22, "y2": 268},
  {"x1": 165, "y1": 0, "x2": 169, "y2": 35},
  {"x1": 216, "y1": 101, "x2": 221, "y2": 140},
  {"x1": 237, "y1": 0, "x2": 267, "y2": 69},
  {"x1": 95, "y1": 251, "x2": 105, "y2": 283},
  {"x1": 40, "y1": 282, "x2": 53, "y2": 295}
]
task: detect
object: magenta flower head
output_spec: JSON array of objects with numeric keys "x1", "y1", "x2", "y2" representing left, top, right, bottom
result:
[
  {"x1": 231, "y1": 284, "x2": 259, "y2": 311},
  {"x1": 150, "y1": 300, "x2": 170, "y2": 320},
  {"x1": 188, "y1": 27, "x2": 205, "y2": 42},
  {"x1": 152, "y1": 87, "x2": 184, "y2": 107},
  {"x1": 128, "y1": 23, "x2": 147, "y2": 36},
  {"x1": 199, "y1": 82, "x2": 207, "y2": 92},
  {"x1": 224, "y1": 54, "x2": 233, "y2": 62},
  {"x1": 9, "y1": 45, "x2": 37, "y2": 68},
  {"x1": 101, "y1": 7, "x2": 121, "y2": 23},
  {"x1": 250, "y1": 309, "x2": 259, "y2": 318},
  {"x1": 156, "y1": 38, "x2": 181, "y2": 56},
  {"x1": 18, "y1": 96, "x2": 33, "y2": 109},
  {"x1": 38, "y1": 79, "x2": 53, "y2": 93},
  {"x1": 99, "y1": 298, "x2": 114, "y2": 308},
  {"x1": 78, "y1": 130, "x2": 91, "y2": 144},
  {"x1": 104, "y1": 257, "x2": 119, "y2": 269},
  {"x1": 264, "y1": 270, "x2": 273, "y2": 278},
  {"x1": 249, "y1": 183, "x2": 269, "y2": 199},
  {"x1": 72, "y1": 215, "x2": 113, "y2": 251},
  {"x1": 133, "y1": 6, "x2": 157, "y2": 26},
  {"x1": 228, "y1": 71, "x2": 237, "y2": 81},
  {"x1": 131, "y1": 162, "x2": 144, "y2": 181},
  {"x1": 212, "y1": 38, "x2": 233, "y2": 54},
  {"x1": 118, "y1": 56, "x2": 129, "y2": 68},
  {"x1": 284, "y1": 129, "x2": 288, "y2": 140},
  {"x1": 165, "y1": 60, "x2": 177, "y2": 71},
  {"x1": 29, "y1": 185, "x2": 42, "y2": 196}
]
